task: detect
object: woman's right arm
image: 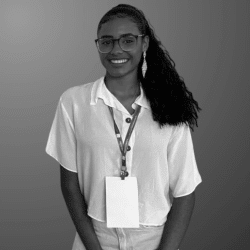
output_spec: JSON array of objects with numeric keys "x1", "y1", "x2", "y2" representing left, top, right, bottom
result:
[{"x1": 60, "y1": 165, "x2": 103, "y2": 250}]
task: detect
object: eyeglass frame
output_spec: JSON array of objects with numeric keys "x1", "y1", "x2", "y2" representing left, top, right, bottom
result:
[{"x1": 95, "y1": 34, "x2": 145, "y2": 53}]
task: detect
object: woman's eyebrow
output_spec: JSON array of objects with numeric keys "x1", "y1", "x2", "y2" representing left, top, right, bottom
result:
[{"x1": 100, "y1": 33, "x2": 136, "y2": 39}]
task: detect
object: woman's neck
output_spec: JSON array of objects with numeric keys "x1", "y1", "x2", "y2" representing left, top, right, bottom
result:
[{"x1": 104, "y1": 74, "x2": 140, "y2": 99}]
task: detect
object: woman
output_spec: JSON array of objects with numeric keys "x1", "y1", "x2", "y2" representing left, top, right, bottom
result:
[{"x1": 46, "y1": 4, "x2": 202, "y2": 250}]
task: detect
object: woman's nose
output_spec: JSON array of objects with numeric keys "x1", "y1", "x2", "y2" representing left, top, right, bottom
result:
[{"x1": 110, "y1": 40, "x2": 123, "y2": 54}]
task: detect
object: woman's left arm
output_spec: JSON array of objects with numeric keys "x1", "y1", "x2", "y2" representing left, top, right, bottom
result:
[{"x1": 157, "y1": 191, "x2": 195, "y2": 250}]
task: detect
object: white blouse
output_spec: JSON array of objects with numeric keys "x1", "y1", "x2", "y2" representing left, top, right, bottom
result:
[{"x1": 45, "y1": 76, "x2": 202, "y2": 226}]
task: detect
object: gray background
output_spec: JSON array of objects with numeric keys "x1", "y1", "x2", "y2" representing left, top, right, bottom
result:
[{"x1": 0, "y1": 0, "x2": 249, "y2": 249}]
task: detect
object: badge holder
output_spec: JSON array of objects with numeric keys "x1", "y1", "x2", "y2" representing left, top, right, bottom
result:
[{"x1": 106, "y1": 176, "x2": 139, "y2": 228}]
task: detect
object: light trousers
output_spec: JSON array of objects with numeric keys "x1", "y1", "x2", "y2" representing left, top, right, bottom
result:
[{"x1": 72, "y1": 218, "x2": 166, "y2": 250}]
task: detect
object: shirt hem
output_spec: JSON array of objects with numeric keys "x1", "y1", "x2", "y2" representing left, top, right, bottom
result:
[
  {"x1": 88, "y1": 213, "x2": 106, "y2": 222},
  {"x1": 45, "y1": 149, "x2": 77, "y2": 173},
  {"x1": 88, "y1": 213, "x2": 165, "y2": 226},
  {"x1": 173, "y1": 179, "x2": 202, "y2": 198}
]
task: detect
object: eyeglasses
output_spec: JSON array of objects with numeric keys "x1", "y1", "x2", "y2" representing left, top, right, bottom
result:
[{"x1": 95, "y1": 34, "x2": 144, "y2": 53}]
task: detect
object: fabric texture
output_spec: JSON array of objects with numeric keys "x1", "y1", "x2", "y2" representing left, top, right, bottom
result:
[{"x1": 45, "y1": 76, "x2": 202, "y2": 248}]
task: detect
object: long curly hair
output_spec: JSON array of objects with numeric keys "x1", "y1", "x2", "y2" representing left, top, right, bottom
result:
[{"x1": 97, "y1": 4, "x2": 202, "y2": 131}]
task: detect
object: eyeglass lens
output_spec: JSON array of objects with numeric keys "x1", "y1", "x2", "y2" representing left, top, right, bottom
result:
[{"x1": 98, "y1": 36, "x2": 137, "y2": 53}]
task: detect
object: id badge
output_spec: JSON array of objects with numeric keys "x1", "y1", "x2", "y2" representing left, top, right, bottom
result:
[{"x1": 106, "y1": 176, "x2": 139, "y2": 228}]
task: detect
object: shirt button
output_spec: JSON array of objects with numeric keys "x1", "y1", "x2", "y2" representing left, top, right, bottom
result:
[
  {"x1": 127, "y1": 146, "x2": 131, "y2": 151},
  {"x1": 126, "y1": 118, "x2": 131, "y2": 123}
]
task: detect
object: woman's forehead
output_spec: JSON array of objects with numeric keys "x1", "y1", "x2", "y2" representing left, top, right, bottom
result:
[{"x1": 98, "y1": 18, "x2": 140, "y2": 37}]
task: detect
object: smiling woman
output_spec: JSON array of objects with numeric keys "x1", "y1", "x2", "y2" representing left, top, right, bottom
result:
[{"x1": 46, "y1": 3, "x2": 202, "y2": 250}]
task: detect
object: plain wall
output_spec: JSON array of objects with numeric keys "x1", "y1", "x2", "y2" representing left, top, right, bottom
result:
[{"x1": 1, "y1": 0, "x2": 249, "y2": 249}]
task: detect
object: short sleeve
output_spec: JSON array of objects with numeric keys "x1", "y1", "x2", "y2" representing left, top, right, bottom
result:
[
  {"x1": 168, "y1": 124, "x2": 202, "y2": 197},
  {"x1": 45, "y1": 97, "x2": 77, "y2": 173}
]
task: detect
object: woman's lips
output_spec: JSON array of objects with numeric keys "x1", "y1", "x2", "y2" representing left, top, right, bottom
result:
[
  {"x1": 108, "y1": 59, "x2": 129, "y2": 68},
  {"x1": 110, "y1": 59, "x2": 129, "y2": 64}
]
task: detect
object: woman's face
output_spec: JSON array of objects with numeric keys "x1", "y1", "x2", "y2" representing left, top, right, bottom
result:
[{"x1": 97, "y1": 17, "x2": 149, "y2": 78}]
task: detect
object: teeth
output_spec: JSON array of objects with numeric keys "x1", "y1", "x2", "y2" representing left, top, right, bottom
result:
[{"x1": 111, "y1": 59, "x2": 128, "y2": 64}]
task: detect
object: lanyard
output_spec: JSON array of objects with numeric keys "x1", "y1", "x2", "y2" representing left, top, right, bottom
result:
[{"x1": 108, "y1": 105, "x2": 141, "y2": 180}]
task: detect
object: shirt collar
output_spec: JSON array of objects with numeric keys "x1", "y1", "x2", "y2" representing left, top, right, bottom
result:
[{"x1": 90, "y1": 76, "x2": 150, "y2": 110}]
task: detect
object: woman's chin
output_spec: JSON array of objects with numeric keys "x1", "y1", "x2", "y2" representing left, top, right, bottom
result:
[{"x1": 106, "y1": 70, "x2": 128, "y2": 78}]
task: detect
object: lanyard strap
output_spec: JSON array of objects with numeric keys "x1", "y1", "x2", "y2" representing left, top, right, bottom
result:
[{"x1": 108, "y1": 105, "x2": 141, "y2": 180}]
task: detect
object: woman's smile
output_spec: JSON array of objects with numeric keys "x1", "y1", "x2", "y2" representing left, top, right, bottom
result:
[
  {"x1": 110, "y1": 59, "x2": 129, "y2": 64},
  {"x1": 109, "y1": 59, "x2": 130, "y2": 67}
]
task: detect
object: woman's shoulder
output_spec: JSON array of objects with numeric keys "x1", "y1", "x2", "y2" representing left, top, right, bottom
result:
[
  {"x1": 58, "y1": 76, "x2": 104, "y2": 107},
  {"x1": 60, "y1": 81, "x2": 94, "y2": 102}
]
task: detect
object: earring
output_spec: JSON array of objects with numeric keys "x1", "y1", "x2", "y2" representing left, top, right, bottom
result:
[{"x1": 142, "y1": 51, "x2": 147, "y2": 78}]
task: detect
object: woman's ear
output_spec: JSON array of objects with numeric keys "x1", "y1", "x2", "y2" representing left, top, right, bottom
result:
[{"x1": 143, "y1": 35, "x2": 149, "y2": 52}]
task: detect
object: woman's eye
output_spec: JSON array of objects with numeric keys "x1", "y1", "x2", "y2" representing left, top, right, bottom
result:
[
  {"x1": 124, "y1": 39, "x2": 133, "y2": 44},
  {"x1": 101, "y1": 40, "x2": 112, "y2": 45}
]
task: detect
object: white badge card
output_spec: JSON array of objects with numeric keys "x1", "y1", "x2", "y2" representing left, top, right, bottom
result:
[{"x1": 106, "y1": 177, "x2": 139, "y2": 228}]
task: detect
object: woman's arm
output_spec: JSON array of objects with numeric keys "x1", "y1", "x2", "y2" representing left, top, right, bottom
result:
[
  {"x1": 60, "y1": 165, "x2": 103, "y2": 250},
  {"x1": 157, "y1": 191, "x2": 195, "y2": 250}
]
